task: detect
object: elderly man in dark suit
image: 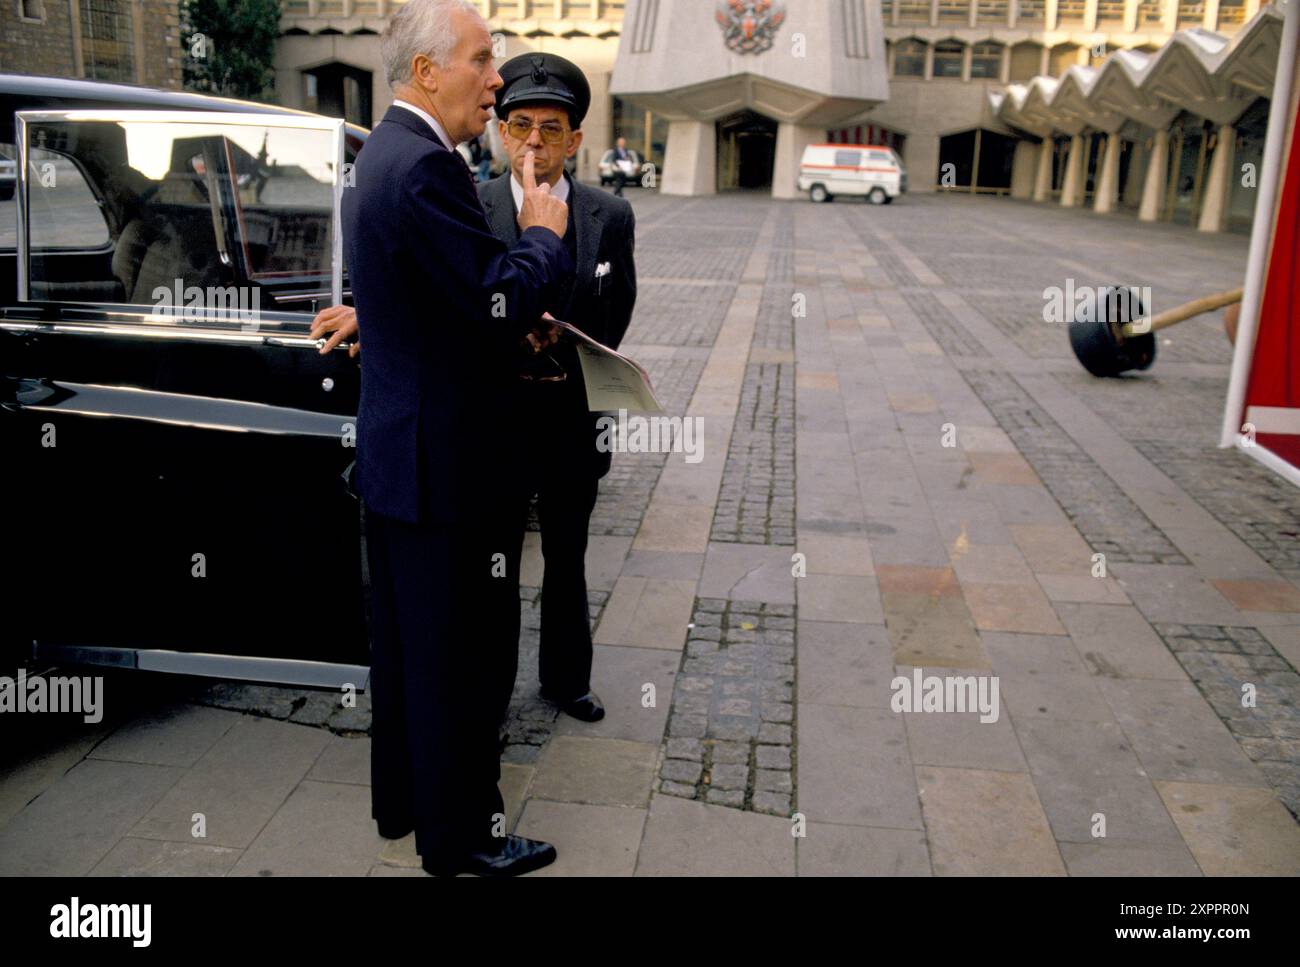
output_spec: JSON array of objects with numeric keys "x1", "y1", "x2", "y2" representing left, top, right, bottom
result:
[
  {"x1": 341, "y1": 0, "x2": 572, "y2": 877},
  {"x1": 479, "y1": 53, "x2": 637, "y2": 729},
  {"x1": 316, "y1": 53, "x2": 637, "y2": 735}
]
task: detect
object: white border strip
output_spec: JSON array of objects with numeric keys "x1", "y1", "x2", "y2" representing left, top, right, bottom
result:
[
  {"x1": 1220, "y1": 0, "x2": 1300, "y2": 450},
  {"x1": 1245, "y1": 405, "x2": 1300, "y2": 435},
  {"x1": 1235, "y1": 436, "x2": 1300, "y2": 488}
]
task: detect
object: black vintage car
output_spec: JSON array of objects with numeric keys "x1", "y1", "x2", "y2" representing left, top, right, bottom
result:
[{"x1": 0, "y1": 76, "x2": 371, "y2": 689}]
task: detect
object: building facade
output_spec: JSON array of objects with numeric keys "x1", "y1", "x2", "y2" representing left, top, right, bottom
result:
[
  {"x1": 275, "y1": 0, "x2": 629, "y2": 182},
  {"x1": 610, "y1": 0, "x2": 890, "y2": 197},
  {"x1": 0, "y1": 0, "x2": 183, "y2": 88},
  {"x1": 870, "y1": 0, "x2": 1270, "y2": 198},
  {"x1": 984, "y1": 4, "x2": 1285, "y2": 232}
]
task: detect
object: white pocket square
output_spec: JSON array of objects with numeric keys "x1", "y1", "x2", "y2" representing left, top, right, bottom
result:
[{"x1": 595, "y1": 261, "x2": 611, "y2": 278}]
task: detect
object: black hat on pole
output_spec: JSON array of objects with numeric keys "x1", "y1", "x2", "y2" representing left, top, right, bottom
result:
[{"x1": 495, "y1": 52, "x2": 591, "y2": 129}]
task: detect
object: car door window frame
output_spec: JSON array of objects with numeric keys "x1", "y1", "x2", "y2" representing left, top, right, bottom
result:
[{"x1": 15, "y1": 109, "x2": 345, "y2": 322}]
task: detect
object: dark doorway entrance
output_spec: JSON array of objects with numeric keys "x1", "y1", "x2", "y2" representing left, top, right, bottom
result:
[
  {"x1": 716, "y1": 110, "x2": 777, "y2": 191},
  {"x1": 937, "y1": 128, "x2": 1018, "y2": 193},
  {"x1": 303, "y1": 63, "x2": 373, "y2": 128}
]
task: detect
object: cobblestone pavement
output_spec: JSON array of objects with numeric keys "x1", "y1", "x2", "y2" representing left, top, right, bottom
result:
[
  {"x1": 659, "y1": 599, "x2": 797, "y2": 815},
  {"x1": 5, "y1": 190, "x2": 1300, "y2": 877}
]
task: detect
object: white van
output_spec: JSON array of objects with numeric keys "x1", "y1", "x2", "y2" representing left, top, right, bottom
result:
[{"x1": 798, "y1": 143, "x2": 907, "y2": 204}]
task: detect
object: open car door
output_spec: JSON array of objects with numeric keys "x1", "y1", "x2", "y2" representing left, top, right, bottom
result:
[{"x1": 0, "y1": 109, "x2": 367, "y2": 688}]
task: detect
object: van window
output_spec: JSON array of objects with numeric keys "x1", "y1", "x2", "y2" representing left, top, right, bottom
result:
[
  {"x1": 867, "y1": 150, "x2": 893, "y2": 164},
  {"x1": 834, "y1": 149, "x2": 862, "y2": 167}
]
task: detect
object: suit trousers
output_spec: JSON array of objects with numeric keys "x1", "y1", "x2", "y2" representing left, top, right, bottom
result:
[
  {"x1": 535, "y1": 475, "x2": 600, "y2": 700},
  {"x1": 491, "y1": 470, "x2": 601, "y2": 727},
  {"x1": 365, "y1": 505, "x2": 505, "y2": 864}
]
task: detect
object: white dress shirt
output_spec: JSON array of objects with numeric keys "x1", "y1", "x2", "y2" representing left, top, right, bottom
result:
[
  {"x1": 391, "y1": 99, "x2": 455, "y2": 152},
  {"x1": 510, "y1": 170, "x2": 571, "y2": 213}
]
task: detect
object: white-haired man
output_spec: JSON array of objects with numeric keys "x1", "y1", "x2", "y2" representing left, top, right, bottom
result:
[{"x1": 343, "y1": 0, "x2": 571, "y2": 877}]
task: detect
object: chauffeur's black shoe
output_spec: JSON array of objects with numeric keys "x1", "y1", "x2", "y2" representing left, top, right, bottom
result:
[
  {"x1": 540, "y1": 688, "x2": 605, "y2": 722},
  {"x1": 423, "y1": 835, "x2": 557, "y2": 877}
]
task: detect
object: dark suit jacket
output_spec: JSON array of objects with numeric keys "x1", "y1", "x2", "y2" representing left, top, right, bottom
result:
[
  {"x1": 478, "y1": 171, "x2": 636, "y2": 478},
  {"x1": 343, "y1": 107, "x2": 573, "y2": 524}
]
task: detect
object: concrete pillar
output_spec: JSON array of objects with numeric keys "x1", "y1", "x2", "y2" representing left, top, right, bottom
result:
[
  {"x1": 773, "y1": 123, "x2": 822, "y2": 200},
  {"x1": 1198, "y1": 124, "x2": 1235, "y2": 232},
  {"x1": 903, "y1": 134, "x2": 941, "y2": 193},
  {"x1": 1138, "y1": 127, "x2": 1169, "y2": 221},
  {"x1": 1093, "y1": 132, "x2": 1121, "y2": 213},
  {"x1": 1033, "y1": 139, "x2": 1054, "y2": 201},
  {"x1": 1060, "y1": 134, "x2": 1084, "y2": 207},
  {"x1": 1123, "y1": 137, "x2": 1147, "y2": 207},
  {"x1": 1010, "y1": 140, "x2": 1038, "y2": 199},
  {"x1": 1161, "y1": 0, "x2": 1177, "y2": 31},
  {"x1": 661, "y1": 120, "x2": 717, "y2": 196}
]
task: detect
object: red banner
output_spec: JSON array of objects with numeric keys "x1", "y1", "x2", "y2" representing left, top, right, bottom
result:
[{"x1": 1243, "y1": 82, "x2": 1300, "y2": 467}]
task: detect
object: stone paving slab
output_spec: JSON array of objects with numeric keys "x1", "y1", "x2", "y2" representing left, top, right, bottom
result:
[
  {"x1": 917, "y1": 766, "x2": 1067, "y2": 876},
  {"x1": 797, "y1": 704, "x2": 922, "y2": 830},
  {"x1": 87, "y1": 704, "x2": 238, "y2": 769},
  {"x1": 634, "y1": 794, "x2": 795, "y2": 876},
  {"x1": 514, "y1": 801, "x2": 646, "y2": 877},
  {"x1": 89, "y1": 838, "x2": 243, "y2": 877},
  {"x1": 130, "y1": 716, "x2": 332, "y2": 848},
  {"x1": 0, "y1": 759, "x2": 184, "y2": 875},
  {"x1": 1155, "y1": 780, "x2": 1300, "y2": 875},
  {"x1": 797, "y1": 822, "x2": 932, "y2": 876},
  {"x1": 230, "y1": 780, "x2": 381, "y2": 877}
]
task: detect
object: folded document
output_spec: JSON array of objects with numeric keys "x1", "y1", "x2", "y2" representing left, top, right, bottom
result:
[{"x1": 553, "y1": 320, "x2": 663, "y2": 414}]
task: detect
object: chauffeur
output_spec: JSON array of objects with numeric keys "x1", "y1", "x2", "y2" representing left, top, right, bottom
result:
[
  {"x1": 480, "y1": 53, "x2": 637, "y2": 728},
  {"x1": 313, "y1": 53, "x2": 638, "y2": 732}
]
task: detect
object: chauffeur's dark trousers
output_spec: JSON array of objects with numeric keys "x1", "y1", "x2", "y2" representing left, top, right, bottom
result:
[
  {"x1": 490, "y1": 473, "x2": 600, "y2": 726},
  {"x1": 535, "y1": 476, "x2": 600, "y2": 700},
  {"x1": 364, "y1": 506, "x2": 504, "y2": 864}
]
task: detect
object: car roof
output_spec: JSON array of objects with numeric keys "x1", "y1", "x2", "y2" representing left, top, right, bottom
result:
[{"x1": 0, "y1": 73, "x2": 369, "y2": 144}]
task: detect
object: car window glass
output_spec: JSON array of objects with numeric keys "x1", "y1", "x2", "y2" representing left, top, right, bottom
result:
[
  {"x1": 22, "y1": 116, "x2": 339, "y2": 318},
  {"x1": 28, "y1": 148, "x2": 112, "y2": 249},
  {"x1": 867, "y1": 150, "x2": 892, "y2": 164},
  {"x1": 834, "y1": 150, "x2": 861, "y2": 167}
]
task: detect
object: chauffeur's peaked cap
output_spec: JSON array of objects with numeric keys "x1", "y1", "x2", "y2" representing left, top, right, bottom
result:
[{"x1": 495, "y1": 53, "x2": 591, "y2": 128}]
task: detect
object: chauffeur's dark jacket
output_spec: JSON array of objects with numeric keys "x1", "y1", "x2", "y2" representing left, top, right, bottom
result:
[
  {"x1": 344, "y1": 107, "x2": 573, "y2": 524},
  {"x1": 478, "y1": 170, "x2": 637, "y2": 479}
]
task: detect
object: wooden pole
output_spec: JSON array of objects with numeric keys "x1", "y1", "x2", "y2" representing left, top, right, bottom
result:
[{"x1": 1121, "y1": 287, "x2": 1243, "y2": 336}]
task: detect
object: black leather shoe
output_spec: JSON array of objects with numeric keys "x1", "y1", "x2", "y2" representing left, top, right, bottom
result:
[
  {"x1": 541, "y1": 688, "x2": 605, "y2": 722},
  {"x1": 423, "y1": 835, "x2": 557, "y2": 877}
]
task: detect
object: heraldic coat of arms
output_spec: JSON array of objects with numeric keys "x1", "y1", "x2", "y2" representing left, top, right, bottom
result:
[{"x1": 715, "y1": 0, "x2": 786, "y2": 55}]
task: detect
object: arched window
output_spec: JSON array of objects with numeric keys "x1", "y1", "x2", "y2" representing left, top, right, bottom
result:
[
  {"x1": 894, "y1": 39, "x2": 927, "y2": 77},
  {"x1": 970, "y1": 41, "x2": 1004, "y2": 79},
  {"x1": 933, "y1": 40, "x2": 965, "y2": 78}
]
